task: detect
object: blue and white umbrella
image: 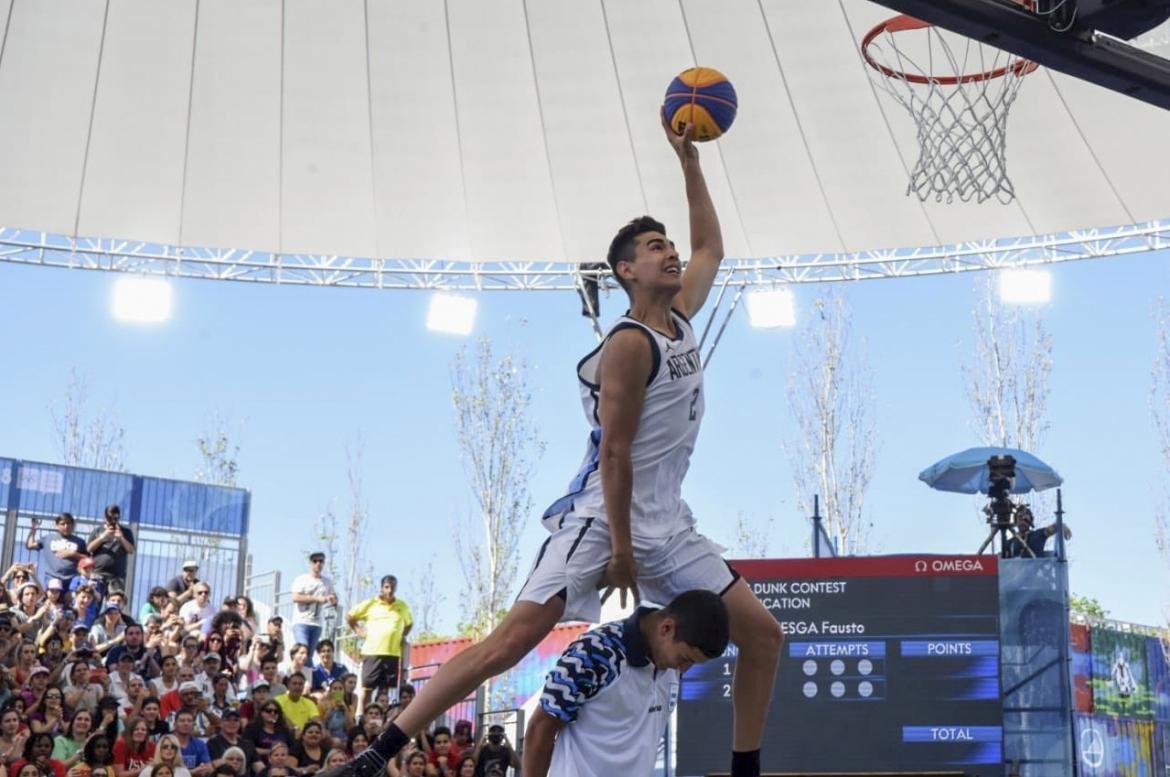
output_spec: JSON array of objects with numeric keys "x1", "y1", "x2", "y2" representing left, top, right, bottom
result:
[{"x1": 918, "y1": 447, "x2": 1063, "y2": 495}]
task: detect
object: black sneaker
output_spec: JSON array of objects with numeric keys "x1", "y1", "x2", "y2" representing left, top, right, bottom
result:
[{"x1": 319, "y1": 747, "x2": 388, "y2": 777}]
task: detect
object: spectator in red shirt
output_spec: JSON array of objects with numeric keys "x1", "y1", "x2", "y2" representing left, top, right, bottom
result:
[
  {"x1": 11, "y1": 732, "x2": 67, "y2": 777},
  {"x1": 426, "y1": 727, "x2": 456, "y2": 776},
  {"x1": 114, "y1": 716, "x2": 157, "y2": 777}
]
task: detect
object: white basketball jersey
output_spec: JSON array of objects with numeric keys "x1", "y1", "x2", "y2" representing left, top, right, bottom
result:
[{"x1": 543, "y1": 309, "x2": 704, "y2": 540}]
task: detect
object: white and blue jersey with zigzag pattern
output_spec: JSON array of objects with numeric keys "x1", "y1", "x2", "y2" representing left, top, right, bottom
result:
[
  {"x1": 540, "y1": 621, "x2": 627, "y2": 723},
  {"x1": 537, "y1": 608, "x2": 679, "y2": 777}
]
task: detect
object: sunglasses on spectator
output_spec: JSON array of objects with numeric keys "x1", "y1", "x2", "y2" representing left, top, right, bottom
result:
[
  {"x1": 263, "y1": 707, "x2": 278, "y2": 714},
  {"x1": 160, "y1": 744, "x2": 177, "y2": 751}
]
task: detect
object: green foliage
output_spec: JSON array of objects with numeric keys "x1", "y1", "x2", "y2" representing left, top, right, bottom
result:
[{"x1": 1070, "y1": 593, "x2": 1109, "y2": 621}]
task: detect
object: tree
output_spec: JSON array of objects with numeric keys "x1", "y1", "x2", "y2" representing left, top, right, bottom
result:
[
  {"x1": 450, "y1": 337, "x2": 544, "y2": 639},
  {"x1": 410, "y1": 555, "x2": 447, "y2": 642},
  {"x1": 785, "y1": 290, "x2": 877, "y2": 556},
  {"x1": 732, "y1": 512, "x2": 774, "y2": 558},
  {"x1": 195, "y1": 415, "x2": 242, "y2": 486},
  {"x1": 964, "y1": 275, "x2": 1053, "y2": 452},
  {"x1": 1069, "y1": 593, "x2": 1109, "y2": 623},
  {"x1": 963, "y1": 274, "x2": 1054, "y2": 518},
  {"x1": 340, "y1": 441, "x2": 376, "y2": 610},
  {"x1": 310, "y1": 505, "x2": 342, "y2": 587},
  {"x1": 1152, "y1": 301, "x2": 1170, "y2": 594},
  {"x1": 49, "y1": 368, "x2": 127, "y2": 471}
]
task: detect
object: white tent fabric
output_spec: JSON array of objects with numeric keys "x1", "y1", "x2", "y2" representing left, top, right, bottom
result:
[{"x1": 0, "y1": 0, "x2": 1168, "y2": 264}]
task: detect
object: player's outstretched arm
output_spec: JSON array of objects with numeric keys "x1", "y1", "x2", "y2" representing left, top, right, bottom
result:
[
  {"x1": 597, "y1": 328, "x2": 652, "y2": 609},
  {"x1": 522, "y1": 709, "x2": 565, "y2": 777},
  {"x1": 663, "y1": 112, "x2": 724, "y2": 319}
]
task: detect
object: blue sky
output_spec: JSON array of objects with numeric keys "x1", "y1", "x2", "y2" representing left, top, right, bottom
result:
[{"x1": 0, "y1": 251, "x2": 1166, "y2": 632}]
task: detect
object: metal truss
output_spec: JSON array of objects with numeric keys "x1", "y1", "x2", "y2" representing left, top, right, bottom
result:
[{"x1": 1, "y1": 219, "x2": 1169, "y2": 291}]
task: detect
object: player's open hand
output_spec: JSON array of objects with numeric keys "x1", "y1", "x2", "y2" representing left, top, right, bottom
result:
[
  {"x1": 661, "y1": 107, "x2": 698, "y2": 163},
  {"x1": 600, "y1": 550, "x2": 640, "y2": 608}
]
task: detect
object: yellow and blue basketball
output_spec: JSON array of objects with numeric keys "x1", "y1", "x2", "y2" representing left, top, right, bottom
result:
[{"x1": 663, "y1": 67, "x2": 737, "y2": 142}]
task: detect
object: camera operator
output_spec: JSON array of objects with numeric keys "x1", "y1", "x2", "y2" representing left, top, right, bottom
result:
[
  {"x1": 472, "y1": 725, "x2": 519, "y2": 777},
  {"x1": 1005, "y1": 505, "x2": 1072, "y2": 559}
]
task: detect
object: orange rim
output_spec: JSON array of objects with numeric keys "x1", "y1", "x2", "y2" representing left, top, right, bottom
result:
[{"x1": 861, "y1": 14, "x2": 1039, "y2": 85}]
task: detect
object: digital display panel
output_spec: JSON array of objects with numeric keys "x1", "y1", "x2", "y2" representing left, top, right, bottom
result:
[{"x1": 676, "y1": 555, "x2": 1003, "y2": 776}]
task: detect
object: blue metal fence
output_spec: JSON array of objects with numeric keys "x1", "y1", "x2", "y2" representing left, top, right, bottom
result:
[{"x1": 0, "y1": 457, "x2": 250, "y2": 608}]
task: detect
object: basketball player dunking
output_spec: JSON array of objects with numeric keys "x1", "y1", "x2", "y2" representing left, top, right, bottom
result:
[{"x1": 328, "y1": 114, "x2": 781, "y2": 777}]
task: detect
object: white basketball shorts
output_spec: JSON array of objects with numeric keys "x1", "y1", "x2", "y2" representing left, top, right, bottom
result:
[{"x1": 516, "y1": 516, "x2": 739, "y2": 623}]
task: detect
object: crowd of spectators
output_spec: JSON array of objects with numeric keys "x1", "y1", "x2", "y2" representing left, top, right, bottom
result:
[{"x1": 0, "y1": 508, "x2": 518, "y2": 777}]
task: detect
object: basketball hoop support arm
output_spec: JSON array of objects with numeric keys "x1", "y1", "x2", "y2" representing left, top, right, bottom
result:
[{"x1": 869, "y1": 0, "x2": 1170, "y2": 111}]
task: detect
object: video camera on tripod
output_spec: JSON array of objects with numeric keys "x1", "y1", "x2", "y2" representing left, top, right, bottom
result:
[
  {"x1": 978, "y1": 454, "x2": 1036, "y2": 558},
  {"x1": 983, "y1": 454, "x2": 1017, "y2": 529}
]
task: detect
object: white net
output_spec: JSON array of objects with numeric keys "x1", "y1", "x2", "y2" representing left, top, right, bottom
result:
[{"x1": 862, "y1": 16, "x2": 1038, "y2": 204}]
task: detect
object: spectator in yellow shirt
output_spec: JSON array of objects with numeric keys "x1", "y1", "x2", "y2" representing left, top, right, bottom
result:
[
  {"x1": 273, "y1": 674, "x2": 320, "y2": 735},
  {"x1": 345, "y1": 576, "x2": 412, "y2": 709}
]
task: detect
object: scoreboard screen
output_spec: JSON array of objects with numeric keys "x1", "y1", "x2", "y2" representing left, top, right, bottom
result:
[{"x1": 676, "y1": 555, "x2": 1002, "y2": 777}]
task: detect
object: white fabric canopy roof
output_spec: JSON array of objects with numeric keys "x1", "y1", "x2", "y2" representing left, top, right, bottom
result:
[{"x1": 0, "y1": 0, "x2": 1167, "y2": 264}]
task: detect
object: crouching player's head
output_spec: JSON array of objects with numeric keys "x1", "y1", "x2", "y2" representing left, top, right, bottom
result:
[{"x1": 648, "y1": 589, "x2": 730, "y2": 673}]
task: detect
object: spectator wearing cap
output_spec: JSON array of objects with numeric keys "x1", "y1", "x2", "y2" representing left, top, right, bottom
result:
[
  {"x1": 195, "y1": 654, "x2": 223, "y2": 699},
  {"x1": 68, "y1": 621, "x2": 94, "y2": 654},
  {"x1": 21, "y1": 664, "x2": 53, "y2": 709},
  {"x1": 345, "y1": 575, "x2": 412, "y2": 709},
  {"x1": 160, "y1": 667, "x2": 199, "y2": 721},
  {"x1": 238, "y1": 681, "x2": 270, "y2": 728},
  {"x1": 472, "y1": 724, "x2": 519, "y2": 777},
  {"x1": 289, "y1": 554, "x2": 336, "y2": 660},
  {"x1": 24, "y1": 513, "x2": 88, "y2": 592},
  {"x1": 167, "y1": 563, "x2": 201, "y2": 608},
  {"x1": 86, "y1": 505, "x2": 135, "y2": 595},
  {"x1": 43, "y1": 577, "x2": 67, "y2": 622},
  {"x1": 206, "y1": 711, "x2": 258, "y2": 774},
  {"x1": 179, "y1": 585, "x2": 217, "y2": 638},
  {"x1": 106, "y1": 591, "x2": 136, "y2": 626},
  {"x1": 92, "y1": 603, "x2": 128, "y2": 654},
  {"x1": 167, "y1": 684, "x2": 214, "y2": 740}
]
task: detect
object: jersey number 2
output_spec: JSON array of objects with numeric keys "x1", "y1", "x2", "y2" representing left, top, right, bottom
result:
[{"x1": 689, "y1": 388, "x2": 700, "y2": 421}]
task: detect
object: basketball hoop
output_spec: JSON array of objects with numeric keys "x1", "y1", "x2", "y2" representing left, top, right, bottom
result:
[{"x1": 861, "y1": 13, "x2": 1039, "y2": 204}]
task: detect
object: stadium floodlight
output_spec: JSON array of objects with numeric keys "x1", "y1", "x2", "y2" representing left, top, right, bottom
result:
[
  {"x1": 111, "y1": 277, "x2": 173, "y2": 323},
  {"x1": 998, "y1": 269, "x2": 1051, "y2": 304},
  {"x1": 426, "y1": 292, "x2": 477, "y2": 335},
  {"x1": 745, "y1": 287, "x2": 796, "y2": 329}
]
